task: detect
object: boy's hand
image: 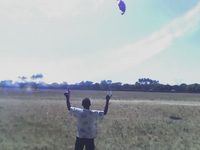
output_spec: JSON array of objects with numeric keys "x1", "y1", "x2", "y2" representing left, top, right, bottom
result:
[
  {"x1": 64, "y1": 89, "x2": 70, "y2": 98},
  {"x1": 64, "y1": 89, "x2": 71, "y2": 111},
  {"x1": 106, "y1": 95, "x2": 112, "y2": 101}
]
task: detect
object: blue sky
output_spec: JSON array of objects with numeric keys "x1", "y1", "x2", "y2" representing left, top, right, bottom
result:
[{"x1": 0, "y1": 0, "x2": 200, "y2": 84}]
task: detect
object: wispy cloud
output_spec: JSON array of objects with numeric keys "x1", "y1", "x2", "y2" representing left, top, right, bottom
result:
[
  {"x1": 1, "y1": 1, "x2": 200, "y2": 83},
  {"x1": 56, "y1": 1, "x2": 200, "y2": 82},
  {"x1": 96, "y1": 1, "x2": 200, "y2": 75},
  {"x1": 0, "y1": 0, "x2": 108, "y2": 21}
]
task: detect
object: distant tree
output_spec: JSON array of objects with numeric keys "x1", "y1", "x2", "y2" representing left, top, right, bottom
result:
[
  {"x1": 93, "y1": 83, "x2": 101, "y2": 90},
  {"x1": 186, "y1": 84, "x2": 200, "y2": 93},
  {"x1": 0, "y1": 80, "x2": 13, "y2": 88},
  {"x1": 111, "y1": 82, "x2": 122, "y2": 90},
  {"x1": 60, "y1": 82, "x2": 68, "y2": 89},
  {"x1": 122, "y1": 83, "x2": 134, "y2": 91},
  {"x1": 100, "y1": 80, "x2": 112, "y2": 90},
  {"x1": 106, "y1": 80, "x2": 112, "y2": 85},
  {"x1": 78, "y1": 81, "x2": 93, "y2": 90},
  {"x1": 18, "y1": 76, "x2": 27, "y2": 82},
  {"x1": 50, "y1": 82, "x2": 60, "y2": 89},
  {"x1": 31, "y1": 74, "x2": 43, "y2": 80},
  {"x1": 136, "y1": 78, "x2": 159, "y2": 85},
  {"x1": 37, "y1": 82, "x2": 48, "y2": 89}
]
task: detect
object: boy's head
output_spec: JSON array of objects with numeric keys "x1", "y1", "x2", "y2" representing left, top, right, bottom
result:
[{"x1": 82, "y1": 98, "x2": 91, "y2": 109}]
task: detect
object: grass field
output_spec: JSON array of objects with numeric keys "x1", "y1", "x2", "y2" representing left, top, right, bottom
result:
[{"x1": 0, "y1": 88, "x2": 200, "y2": 150}]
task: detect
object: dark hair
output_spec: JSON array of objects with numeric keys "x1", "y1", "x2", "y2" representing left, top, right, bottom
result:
[{"x1": 82, "y1": 98, "x2": 91, "y2": 108}]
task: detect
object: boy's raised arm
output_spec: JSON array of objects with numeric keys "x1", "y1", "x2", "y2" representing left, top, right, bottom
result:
[
  {"x1": 64, "y1": 89, "x2": 71, "y2": 111},
  {"x1": 104, "y1": 95, "x2": 112, "y2": 115}
]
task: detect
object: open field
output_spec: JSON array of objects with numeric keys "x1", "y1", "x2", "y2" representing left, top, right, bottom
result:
[{"x1": 0, "y1": 89, "x2": 200, "y2": 150}]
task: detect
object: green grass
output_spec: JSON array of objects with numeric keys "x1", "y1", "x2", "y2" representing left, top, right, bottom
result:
[{"x1": 0, "y1": 89, "x2": 200, "y2": 150}]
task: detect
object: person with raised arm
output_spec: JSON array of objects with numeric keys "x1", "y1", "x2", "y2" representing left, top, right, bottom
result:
[{"x1": 64, "y1": 89, "x2": 112, "y2": 150}]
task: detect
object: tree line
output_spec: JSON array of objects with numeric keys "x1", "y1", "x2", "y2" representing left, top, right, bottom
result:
[{"x1": 0, "y1": 75, "x2": 200, "y2": 93}]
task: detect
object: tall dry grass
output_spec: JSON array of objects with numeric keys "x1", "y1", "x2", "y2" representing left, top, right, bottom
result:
[{"x1": 0, "y1": 89, "x2": 200, "y2": 150}]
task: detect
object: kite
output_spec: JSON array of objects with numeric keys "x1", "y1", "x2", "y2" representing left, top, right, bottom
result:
[{"x1": 118, "y1": 0, "x2": 126, "y2": 15}]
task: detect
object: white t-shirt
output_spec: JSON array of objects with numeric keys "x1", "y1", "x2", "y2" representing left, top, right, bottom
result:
[{"x1": 70, "y1": 107, "x2": 104, "y2": 139}]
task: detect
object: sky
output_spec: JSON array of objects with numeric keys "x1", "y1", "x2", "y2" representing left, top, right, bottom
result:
[{"x1": 0, "y1": 0, "x2": 200, "y2": 84}]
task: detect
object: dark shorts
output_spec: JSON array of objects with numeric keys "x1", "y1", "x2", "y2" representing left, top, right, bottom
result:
[{"x1": 75, "y1": 137, "x2": 95, "y2": 150}]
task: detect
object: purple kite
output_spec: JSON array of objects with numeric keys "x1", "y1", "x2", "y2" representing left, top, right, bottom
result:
[{"x1": 118, "y1": 0, "x2": 126, "y2": 15}]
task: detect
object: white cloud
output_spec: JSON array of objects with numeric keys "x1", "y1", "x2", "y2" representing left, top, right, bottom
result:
[
  {"x1": 1, "y1": 1, "x2": 200, "y2": 83},
  {"x1": 0, "y1": 55, "x2": 87, "y2": 83},
  {"x1": 95, "y1": 1, "x2": 200, "y2": 75},
  {"x1": 0, "y1": 0, "x2": 108, "y2": 21}
]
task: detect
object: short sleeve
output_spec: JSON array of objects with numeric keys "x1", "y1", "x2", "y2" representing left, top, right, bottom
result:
[
  {"x1": 92, "y1": 110, "x2": 104, "y2": 120},
  {"x1": 70, "y1": 107, "x2": 82, "y2": 117}
]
